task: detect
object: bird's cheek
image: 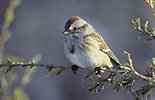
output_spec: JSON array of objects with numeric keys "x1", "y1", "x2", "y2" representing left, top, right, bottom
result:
[{"x1": 72, "y1": 34, "x2": 79, "y2": 39}]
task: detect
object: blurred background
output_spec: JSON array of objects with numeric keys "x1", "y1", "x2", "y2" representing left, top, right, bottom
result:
[{"x1": 0, "y1": 0, "x2": 155, "y2": 100}]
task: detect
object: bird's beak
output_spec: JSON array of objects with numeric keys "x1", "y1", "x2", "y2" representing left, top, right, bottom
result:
[
  {"x1": 63, "y1": 26, "x2": 73, "y2": 35},
  {"x1": 63, "y1": 31, "x2": 70, "y2": 35}
]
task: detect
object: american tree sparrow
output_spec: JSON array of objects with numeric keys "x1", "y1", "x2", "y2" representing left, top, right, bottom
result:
[{"x1": 63, "y1": 16, "x2": 120, "y2": 73}]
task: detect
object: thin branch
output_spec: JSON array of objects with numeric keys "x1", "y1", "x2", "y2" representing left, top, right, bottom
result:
[
  {"x1": 0, "y1": 52, "x2": 155, "y2": 84},
  {"x1": 144, "y1": 0, "x2": 155, "y2": 19},
  {"x1": 0, "y1": 63, "x2": 63, "y2": 68},
  {"x1": 124, "y1": 51, "x2": 155, "y2": 83},
  {"x1": 0, "y1": 63, "x2": 69, "y2": 73}
]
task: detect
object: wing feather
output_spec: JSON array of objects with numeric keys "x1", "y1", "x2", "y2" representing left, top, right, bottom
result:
[{"x1": 83, "y1": 30, "x2": 120, "y2": 65}]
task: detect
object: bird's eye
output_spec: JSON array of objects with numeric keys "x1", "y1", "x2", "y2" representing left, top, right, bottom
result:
[{"x1": 73, "y1": 27, "x2": 77, "y2": 30}]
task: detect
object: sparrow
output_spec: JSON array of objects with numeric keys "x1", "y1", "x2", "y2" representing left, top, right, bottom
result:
[{"x1": 63, "y1": 16, "x2": 120, "y2": 73}]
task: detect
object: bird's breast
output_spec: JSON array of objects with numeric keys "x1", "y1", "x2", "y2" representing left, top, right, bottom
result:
[{"x1": 64, "y1": 37, "x2": 89, "y2": 68}]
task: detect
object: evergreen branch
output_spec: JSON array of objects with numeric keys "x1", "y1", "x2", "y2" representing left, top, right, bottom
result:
[
  {"x1": 0, "y1": 53, "x2": 154, "y2": 84},
  {"x1": 0, "y1": 52, "x2": 154, "y2": 100},
  {"x1": 123, "y1": 51, "x2": 155, "y2": 83},
  {"x1": 144, "y1": 0, "x2": 155, "y2": 19},
  {"x1": 131, "y1": 18, "x2": 155, "y2": 40},
  {"x1": 0, "y1": 51, "x2": 155, "y2": 83}
]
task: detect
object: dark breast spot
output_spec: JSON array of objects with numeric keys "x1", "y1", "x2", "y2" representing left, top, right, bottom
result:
[{"x1": 69, "y1": 45, "x2": 75, "y2": 54}]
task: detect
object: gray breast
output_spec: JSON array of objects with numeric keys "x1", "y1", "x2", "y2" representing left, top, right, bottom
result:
[{"x1": 64, "y1": 35, "x2": 85, "y2": 55}]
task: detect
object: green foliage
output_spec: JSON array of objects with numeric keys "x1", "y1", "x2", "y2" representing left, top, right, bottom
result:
[
  {"x1": 0, "y1": 0, "x2": 40, "y2": 100},
  {"x1": 11, "y1": 55, "x2": 40, "y2": 100},
  {"x1": 131, "y1": 18, "x2": 155, "y2": 40},
  {"x1": 0, "y1": 0, "x2": 21, "y2": 63},
  {"x1": 13, "y1": 88, "x2": 29, "y2": 100},
  {"x1": 131, "y1": 0, "x2": 155, "y2": 41},
  {"x1": 84, "y1": 52, "x2": 155, "y2": 100},
  {"x1": 0, "y1": 54, "x2": 40, "y2": 100},
  {"x1": 84, "y1": 1, "x2": 154, "y2": 99},
  {"x1": 145, "y1": 0, "x2": 155, "y2": 9}
]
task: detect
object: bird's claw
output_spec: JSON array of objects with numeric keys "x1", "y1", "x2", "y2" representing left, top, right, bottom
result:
[
  {"x1": 71, "y1": 65, "x2": 79, "y2": 75},
  {"x1": 94, "y1": 67, "x2": 101, "y2": 75}
]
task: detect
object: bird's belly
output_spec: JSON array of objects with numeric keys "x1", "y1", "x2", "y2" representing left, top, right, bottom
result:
[
  {"x1": 64, "y1": 39, "x2": 94, "y2": 68},
  {"x1": 64, "y1": 38, "x2": 113, "y2": 68},
  {"x1": 66, "y1": 48, "x2": 112, "y2": 68},
  {"x1": 66, "y1": 51, "x2": 95, "y2": 68}
]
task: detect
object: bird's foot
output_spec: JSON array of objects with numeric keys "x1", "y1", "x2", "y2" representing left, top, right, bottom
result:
[
  {"x1": 94, "y1": 67, "x2": 102, "y2": 75},
  {"x1": 71, "y1": 65, "x2": 79, "y2": 75}
]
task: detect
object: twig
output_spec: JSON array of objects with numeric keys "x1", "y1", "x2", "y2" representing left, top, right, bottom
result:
[
  {"x1": 144, "y1": 0, "x2": 155, "y2": 19},
  {"x1": 124, "y1": 51, "x2": 155, "y2": 83},
  {"x1": 0, "y1": 63, "x2": 64, "y2": 68},
  {"x1": 0, "y1": 63, "x2": 69, "y2": 73},
  {"x1": 0, "y1": 51, "x2": 155, "y2": 83}
]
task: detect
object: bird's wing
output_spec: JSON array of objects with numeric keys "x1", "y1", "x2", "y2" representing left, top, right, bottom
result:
[{"x1": 83, "y1": 31, "x2": 120, "y2": 65}]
